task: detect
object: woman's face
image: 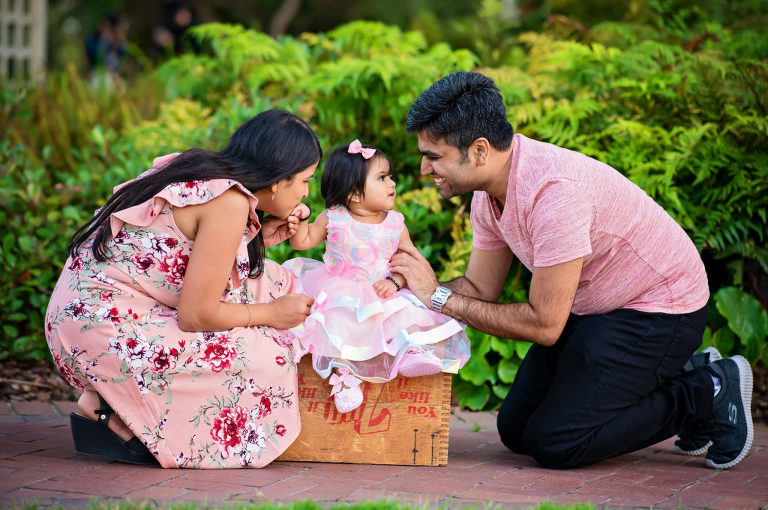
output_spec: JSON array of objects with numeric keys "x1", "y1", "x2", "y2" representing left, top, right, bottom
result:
[{"x1": 268, "y1": 163, "x2": 318, "y2": 218}]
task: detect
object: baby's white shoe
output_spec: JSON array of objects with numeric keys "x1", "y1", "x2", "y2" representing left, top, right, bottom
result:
[
  {"x1": 329, "y1": 367, "x2": 363, "y2": 413},
  {"x1": 398, "y1": 346, "x2": 443, "y2": 377}
]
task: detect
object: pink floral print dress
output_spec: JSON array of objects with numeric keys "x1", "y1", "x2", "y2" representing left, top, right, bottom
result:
[{"x1": 45, "y1": 162, "x2": 300, "y2": 469}]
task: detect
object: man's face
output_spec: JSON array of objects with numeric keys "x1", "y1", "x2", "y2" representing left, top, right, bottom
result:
[{"x1": 417, "y1": 131, "x2": 475, "y2": 199}]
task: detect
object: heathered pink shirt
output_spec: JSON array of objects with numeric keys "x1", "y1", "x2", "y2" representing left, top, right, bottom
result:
[{"x1": 471, "y1": 134, "x2": 709, "y2": 315}]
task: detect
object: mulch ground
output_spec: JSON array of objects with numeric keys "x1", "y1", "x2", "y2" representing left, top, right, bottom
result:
[
  {"x1": 2, "y1": 358, "x2": 767, "y2": 425},
  {"x1": 1, "y1": 360, "x2": 81, "y2": 403}
]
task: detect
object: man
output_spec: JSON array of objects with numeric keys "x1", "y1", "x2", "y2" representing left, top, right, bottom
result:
[{"x1": 390, "y1": 71, "x2": 753, "y2": 469}]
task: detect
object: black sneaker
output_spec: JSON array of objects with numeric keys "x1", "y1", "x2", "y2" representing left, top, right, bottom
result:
[
  {"x1": 674, "y1": 347, "x2": 722, "y2": 456},
  {"x1": 704, "y1": 355, "x2": 754, "y2": 469}
]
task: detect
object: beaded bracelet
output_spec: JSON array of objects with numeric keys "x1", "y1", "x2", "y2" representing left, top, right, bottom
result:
[
  {"x1": 299, "y1": 206, "x2": 312, "y2": 222},
  {"x1": 386, "y1": 276, "x2": 401, "y2": 291}
]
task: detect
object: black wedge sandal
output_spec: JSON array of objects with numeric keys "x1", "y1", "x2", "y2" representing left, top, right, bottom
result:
[{"x1": 70, "y1": 393, "x2": 159, "y2": 465}]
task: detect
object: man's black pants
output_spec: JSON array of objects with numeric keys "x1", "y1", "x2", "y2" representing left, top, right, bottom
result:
[{"x1": 497, "y1": 306, "x2": 712, "y2": 469}]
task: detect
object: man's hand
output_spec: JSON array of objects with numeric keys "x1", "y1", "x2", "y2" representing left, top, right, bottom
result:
[
  {"x1": 261, "y1": 213, "x2": 302, "y2": 247},
  {"x1": 389, "y1": 243, "x2": 439, "y2": 306}
]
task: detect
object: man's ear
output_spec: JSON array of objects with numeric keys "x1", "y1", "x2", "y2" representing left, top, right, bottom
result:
[{"x1": 473, "y1": 138, "x2": 491, "y2": 166}]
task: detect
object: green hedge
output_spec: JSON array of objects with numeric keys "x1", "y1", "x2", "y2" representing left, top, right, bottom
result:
[{"x1": 2, "y1": 11, "x2": 766, "y2": 410}]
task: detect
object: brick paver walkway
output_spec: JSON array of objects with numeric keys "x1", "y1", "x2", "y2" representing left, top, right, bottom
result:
[{"x1": 1, "y1": 400, "x2": 766, "y2": 509}]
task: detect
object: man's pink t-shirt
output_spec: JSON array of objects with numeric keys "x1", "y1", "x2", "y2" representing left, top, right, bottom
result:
[{"x1": 471, "y1": 134, "x2": 709, "y2": 315}]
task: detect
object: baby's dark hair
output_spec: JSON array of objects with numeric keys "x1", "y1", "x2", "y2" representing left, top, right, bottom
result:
[{"x1": 321, "y1": 142, "x2": 391, "y2": 208}]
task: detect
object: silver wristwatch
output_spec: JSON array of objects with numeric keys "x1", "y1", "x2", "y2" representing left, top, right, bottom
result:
[{"x1": 430, "y1": 286, "x2": 452, "y2": 313}]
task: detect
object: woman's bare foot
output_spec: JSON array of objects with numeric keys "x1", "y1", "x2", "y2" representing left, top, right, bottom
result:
[{"x1": 77, "y1": 390, "x2": 134, "y2": 442}]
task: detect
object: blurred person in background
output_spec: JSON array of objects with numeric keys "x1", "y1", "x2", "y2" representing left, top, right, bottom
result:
[
  {"x1": 152, "y1": 0, "x2": 198, "y2": 55},
  {"x1": 84, "y1": 13, "x2": 128, "y2": 77}
]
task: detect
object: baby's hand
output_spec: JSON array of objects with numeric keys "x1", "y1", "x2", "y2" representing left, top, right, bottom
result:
[
  {"x1": 373, "y1": 279, "x2": 397, "y2": 299},
  {"x1": 290, "y1": 203, "x2": 311, "y2": 222}
]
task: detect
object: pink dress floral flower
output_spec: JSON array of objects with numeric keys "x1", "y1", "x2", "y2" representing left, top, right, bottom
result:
[
  {"x1": 283, "y1": 205, "x2": 471, "y2": 382},
  {"x1": 45, "y1": 158, "x2": 300, "y2": 469}
]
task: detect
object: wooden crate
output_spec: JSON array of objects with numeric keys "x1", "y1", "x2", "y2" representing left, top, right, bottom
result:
[{"x1": 278, "y1": 359, "x2": 452, "y2": 466}]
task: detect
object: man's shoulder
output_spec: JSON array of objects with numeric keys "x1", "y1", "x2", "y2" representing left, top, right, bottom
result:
[
  {"x1": 514, "y1": 135, "x2": 616, "y2": 198},
  {"x1": 470, "y1": 190, "x2": 491, "y2": 213}
]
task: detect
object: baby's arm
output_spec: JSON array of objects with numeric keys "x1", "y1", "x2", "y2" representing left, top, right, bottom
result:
[
  {"x1": 374, "y1": 226, "x2": 414, "y2": 298},
  {"x1": 289, "y1": 207, "x2": 329, "y2": 250}
]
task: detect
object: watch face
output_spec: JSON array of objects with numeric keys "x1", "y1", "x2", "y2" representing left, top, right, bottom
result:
[{"x1": 431, "y1": 287, "x2": 451, "y2": 310}]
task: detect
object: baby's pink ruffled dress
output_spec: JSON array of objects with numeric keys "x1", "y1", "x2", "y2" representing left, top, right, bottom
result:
[
  {"x1": 283, "y1": 206, "x2": 471, "y2": 385},
  {"x1": 45, "y1": 155, "x2": 301, "y2": 468}
]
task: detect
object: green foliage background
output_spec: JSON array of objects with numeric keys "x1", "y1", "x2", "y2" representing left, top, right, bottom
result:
[{"x1": 2, "y1": 0, "x2": 766, "y2": 409}]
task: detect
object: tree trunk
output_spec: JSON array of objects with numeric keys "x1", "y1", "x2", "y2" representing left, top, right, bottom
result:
[{"x1": 269, "y1": 0, "x2": 302, "y2": 38}]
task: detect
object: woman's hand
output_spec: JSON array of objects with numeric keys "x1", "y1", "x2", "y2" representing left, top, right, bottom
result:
[
  {"x1": 261, "y1": 213, "x2": 302, "y2": 247},
  {"x1": 268, "y1": 293, "x2": 315, "y2": 329}
]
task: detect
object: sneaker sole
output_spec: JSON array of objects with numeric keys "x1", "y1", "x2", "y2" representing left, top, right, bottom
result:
[
  {"x1": 703, "y1": 346, "x2": 723, "y2": 363},
  {"x1": 674, "y1": 440, "x2": 712, "y2": 456},
  {"x1": 705, "y1": 355, "x2": 754, "y2": 469}
]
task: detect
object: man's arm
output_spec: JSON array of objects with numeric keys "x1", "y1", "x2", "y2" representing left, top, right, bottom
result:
[
  {"x1": 390, "y1": 243, "x2": 582, "y2": 346},
  {"x1": 442, "y1": 258, "x2": 582, "y2": 346},
  {"x1": 442, "y1": 247, "x2": 513, "y2": 300}
]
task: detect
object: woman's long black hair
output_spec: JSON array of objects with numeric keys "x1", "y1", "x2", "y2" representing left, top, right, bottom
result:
[{"x1": 68, "y1": 109, "x2": 322, "y2": 278}]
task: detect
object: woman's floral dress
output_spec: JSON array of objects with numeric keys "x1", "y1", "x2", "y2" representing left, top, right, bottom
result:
[{"x1": 45, "y1": 160, "x2": 300, "y2": 469}]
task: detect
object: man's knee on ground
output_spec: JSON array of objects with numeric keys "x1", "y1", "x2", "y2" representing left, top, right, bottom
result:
[
  {"x1": 497, "y1": 413, "x2": 527, "y2": 454},
  {"x1": 521, "y1": 421, "x2": 584, "y2": 469}
]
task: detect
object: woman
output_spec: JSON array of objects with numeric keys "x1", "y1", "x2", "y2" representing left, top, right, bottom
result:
[{"x1": 45, "y1": 110, "x2": 320, "y2": 468}]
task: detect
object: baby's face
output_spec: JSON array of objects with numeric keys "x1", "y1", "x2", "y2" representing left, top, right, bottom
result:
[{"x1": 359, "y1": 157, "x2": 396, "y2": 213}]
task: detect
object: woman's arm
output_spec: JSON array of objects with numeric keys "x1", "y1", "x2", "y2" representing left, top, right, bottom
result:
[
  {"x1": 289, "y1": 209, "x2": 329, "y2": 250},
  {"x1": 176, "y1": 189, "x2": 313, "y2": 331}
]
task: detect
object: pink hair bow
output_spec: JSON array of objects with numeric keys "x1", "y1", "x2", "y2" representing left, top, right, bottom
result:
[
  {"x1": 348, "y1": 139, "x2": 376, "y2": 159},
  {"x1": 329, "y1": 367, "x2": 362, "y2": 396}
]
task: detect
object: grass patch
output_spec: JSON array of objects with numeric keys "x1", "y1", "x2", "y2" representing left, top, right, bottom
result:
[{"x1": 7, "y1": 498, "x2": 598, "y2": 510}]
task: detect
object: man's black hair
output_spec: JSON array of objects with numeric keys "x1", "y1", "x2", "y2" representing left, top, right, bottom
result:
[{"x1": 407, "y1": 71, "x2": 514, "y2": 155}]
